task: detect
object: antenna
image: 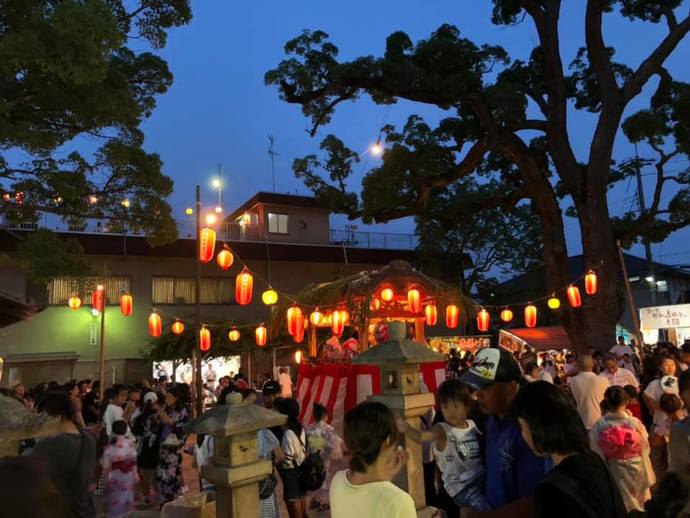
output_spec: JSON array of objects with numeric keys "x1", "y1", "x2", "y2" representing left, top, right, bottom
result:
[{"x1": 267, "y1": 135, "x2": 279, "y2": 192}]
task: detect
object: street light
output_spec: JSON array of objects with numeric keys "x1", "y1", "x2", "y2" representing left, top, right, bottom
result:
[
  {"x1": 205, "y1": 213, "x2": 217, "y2": 226},
  {"x1": 211, "y1": 178, "x2": 221, "y2": 189},
  {"x1": 370, "y1": 138, "x2": 383, "y2": 156}
]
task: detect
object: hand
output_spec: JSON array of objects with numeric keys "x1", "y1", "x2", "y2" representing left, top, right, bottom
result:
[
  {"x1": 272, "y1": 446, "x2": 285, "y2": 464},
  {"x1": 386, "y1": 446, "x2": 409, "y2": 480}
]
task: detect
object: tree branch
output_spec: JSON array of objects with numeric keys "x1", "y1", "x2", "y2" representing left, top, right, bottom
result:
[
  {"x1": 585, "y1": 0, "x2": 619, "y2": 106},
  {"x1": 510, "y1": 119, "x2": 548, "y2": 132}
]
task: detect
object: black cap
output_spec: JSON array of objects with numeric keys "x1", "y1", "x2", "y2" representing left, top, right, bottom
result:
[
  {"x1": 262, "y1": 380, "x2": 280, "y2": 396},
  {"x1": 458, "y1": 347, "x2": 522, "y2": 389}
]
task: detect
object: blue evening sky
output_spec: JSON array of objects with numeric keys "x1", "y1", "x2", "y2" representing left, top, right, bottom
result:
[{"x1": 137, "y1": 1, "x2": 690, "y2": 265}]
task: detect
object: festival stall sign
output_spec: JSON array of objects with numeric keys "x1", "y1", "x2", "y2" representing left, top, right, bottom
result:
[
  {"x1": 640, "y1": 304, "x2": 690, "y2": 346},
  {"x1": 428, "y1": 336, "x2": 491, "y2": 354},
  {"x1": 499, "y1": 326, "x2": 572, "y2": 352}
]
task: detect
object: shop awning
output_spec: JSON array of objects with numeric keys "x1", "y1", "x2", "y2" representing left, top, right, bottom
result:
[{"x1": 502, "y1": 326, "x2": 572, "y2": 351}]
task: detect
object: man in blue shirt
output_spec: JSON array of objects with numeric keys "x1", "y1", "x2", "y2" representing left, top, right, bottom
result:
[{"x1": 459, "y1": 348, "x2": 551, "y2": 517}]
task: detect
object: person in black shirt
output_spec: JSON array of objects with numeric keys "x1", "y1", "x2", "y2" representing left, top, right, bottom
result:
[
  {"x1": 448, "y1": 349, "x2": 461, "y2": 377},
  {"x1": 511, "y1": 381, "x2": 626, "y2": 518}
]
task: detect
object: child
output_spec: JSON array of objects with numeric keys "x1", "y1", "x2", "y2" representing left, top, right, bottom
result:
[
  {"x1": 102, "y1": 420, "x2": 139, "y2": 518},
  {"x1": 399, "y1": 379, "x2": 490, "y2": 512},
  {"x1": 590, "y1": 386, "x2": 654, "y2": 513},
  {"x1": 652, "y1": 393, "x2": 684, "y2": 444},
  {"x1": 624, "y1": 385, "x2": 643, "y2": 421},
  {"x1": 306, "y1": 403, "x2": 344, "y2": 511}
]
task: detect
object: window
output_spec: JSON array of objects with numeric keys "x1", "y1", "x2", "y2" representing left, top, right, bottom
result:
[
  {"x1": 48, "y1": 276, "x2": 130, "y2": 305},
  {"x1": 152, "y1": 277, "x2": 234, "y2": 304},
  {"x1": 656, "y1": 280, "x2": 669, "y2": 293},
  {"x1": 267, "y1": 213, "x2": 288, "y2": 234}
]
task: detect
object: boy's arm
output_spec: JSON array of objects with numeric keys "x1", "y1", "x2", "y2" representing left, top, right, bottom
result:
[{"x1": 397, "y1": 418, "x2": 440, "y2": 444}]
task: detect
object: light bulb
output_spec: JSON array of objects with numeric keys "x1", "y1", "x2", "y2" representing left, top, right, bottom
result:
[
  {"x1": 205, "y1": 213, "x2": 218, "y2": 226},
  {"x1": 214, "y1": 205, "x2": 222, "y2": 214},
  {"x1": 371, "y1": 142, "x2": 383, "y2": 156},
  {"x1": 212, "y1": 179, "x2": 221, "y2": 189}
]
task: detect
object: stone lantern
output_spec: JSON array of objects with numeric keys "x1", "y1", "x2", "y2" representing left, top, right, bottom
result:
[
  {"x1": 184, "y1": 393, "x2": 287, "y2": 518},
  {"x1": 0, "y1": 395, "x2": 58, "y2": 457},
  {"x1": 353, "y1": 320, "x2": 443, "y2": 517}
]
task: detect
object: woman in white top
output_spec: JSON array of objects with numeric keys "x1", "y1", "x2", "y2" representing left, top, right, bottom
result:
[
  {"x1": 330, "y1": 401, "x2": 418, "y2": 518},
  {"x1": 277, "y1": 398, "x2": 308, "y2": 518}
]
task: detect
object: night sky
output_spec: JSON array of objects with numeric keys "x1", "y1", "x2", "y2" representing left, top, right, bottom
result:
[{"x1": 137, "y1": 1, "x2": 690, "y2": 266}]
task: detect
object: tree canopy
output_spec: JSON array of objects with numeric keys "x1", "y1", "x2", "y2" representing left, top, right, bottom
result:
[
  {"x1": 267, "y1": 1, "x2": 690, "y2": 351},
  {"x1": 0, "y1": 0, "x2": 192, "y2": 245}
]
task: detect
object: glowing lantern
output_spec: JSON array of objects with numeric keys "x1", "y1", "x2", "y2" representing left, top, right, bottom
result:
[
  {"x1": 294, "y1": 349, "x2": 303, "y2": 364},
  {"x1": 287, "y1": 305, "x2": 303, "y2": 336},
  {"x1": 216, "y1": 249, "x2": 234, "y2": 270},
  {"x1": 228, "y1": 328, "x2": 240, "y2": 342},
  {"x1": 200, "y1": 327, "x2": 211, "y2": 352},
  {"x1": 332, "y1": 309, "x2": 346, "y2": 336},
  {"x1": 524, "y1": 304, "x2": 537, "y2": 328},
  {"x1": 294, "y1": 316, "x2": 305, "y2": 343},
  {"x1": 446, "y1": 304, "x2": 459, "y2": 329},
  {"x1": 92, "y1": 285, "x2": 105, "y2": 312},
  {"x1": 68, "y1": 295, "x2": 81, "y2": 311},
  {"x1": 585, "y1": 270, "x2": 598, "y2": 295},
  {"x1": 148, "y1": 312, "x2": 162, "y2": 338},
  {"x1": 477, "y1": 308, "x2": 490, "y2": 332},
  {"x1": 500, "y1": 308, "x2": 513, "y2": 323},
  {"x1": 370, "y1": 298, "x2": 380, "y2": 311},
  {"x1": 310, "y1": 308, "x2": 323, "y2": 327},
  {"x1": 235, "y1": 268, "x2": 253, "y2": 305},
  {"x1": 424, "y1": 304, "x2": 438, "y2": 326},
  {"x1": 567, "y1": 285, "x2": 582, "y2": 308},
  {"x1": 255, "y1": 325, "x2": 267, "y2": 347},
  {"x1": 172, "y1": 320, "x2": 185, "y2": 335},
  {"x1": 262, "y1": 289, "x2": 278, "y2": 306},
  {"x1": 380, "y1": 288, "x2": 394, "y2": 302},
  {"x1": 547, "y1": 295, "x2": 561, "y2": 310},
  {"x1": 407, "y1": 288, "x2": 421, "y2": 313},
  {"x1": 120, "y1": 293, "x2": 133, "y2": 317},
  {"x1": 199, "y1": 227, "x2": 216, "y2": 263},
  {"x1": 341, "y1": 308, "x2": 351, "y2": 325}
]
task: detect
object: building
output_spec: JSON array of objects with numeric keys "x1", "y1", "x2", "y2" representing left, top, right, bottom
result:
[{"x1": 0, "y1": 192, "x2": 427, "y2": 386}]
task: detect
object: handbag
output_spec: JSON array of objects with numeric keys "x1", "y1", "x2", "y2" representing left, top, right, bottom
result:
[{"x1": 259, "y1": 469, "x2": 278, "y2": 499}]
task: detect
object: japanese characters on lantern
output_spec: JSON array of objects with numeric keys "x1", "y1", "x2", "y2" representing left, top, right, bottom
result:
[
  {"x1": 199, "y1": 227, "x2": 216, "y2": 263},
  {"x1": 235, "y1": 268, "x2": 253, "y2": 305},
  {"x1": 216, "y1": 249, "x2": 234, "y2": 270}
]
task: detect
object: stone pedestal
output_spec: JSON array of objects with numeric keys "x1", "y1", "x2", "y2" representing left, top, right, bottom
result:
[{"x1": 0, "y1": 395, "x2": 58, "y2": 457}]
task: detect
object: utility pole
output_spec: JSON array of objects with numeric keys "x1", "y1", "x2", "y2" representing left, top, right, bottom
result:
[
  {"x1": 193, "y1": 185, "x2": 203, "y2": 416},
  {"x1": 633, "y1": 143, "x2": 656, "y2": 304},
  {"x1": 268, "y1": 135, "x2": 279, "y2": 192},
  {"x1": 98, "y1": 263, "x2": 108, "y2": 403}
]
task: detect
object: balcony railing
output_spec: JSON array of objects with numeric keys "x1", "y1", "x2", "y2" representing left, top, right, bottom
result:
[{"x1": 2, "y1": 217, "x2": 419, "y2": 251}]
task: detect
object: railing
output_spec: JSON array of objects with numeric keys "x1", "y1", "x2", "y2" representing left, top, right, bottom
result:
[{"x1": 2, "y1": 217, "x2": 419, "y2": 251}]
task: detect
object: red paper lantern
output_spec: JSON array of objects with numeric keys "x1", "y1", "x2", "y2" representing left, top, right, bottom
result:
[
  {"x1": 148, "y1": 312, "x2": 162, "y2": 338},
  {"x1": 477, "y1": 308, "x2": 490, "y2": 332},
  {"x1": 500, "y1": 308, "x2": 513, "y2": 323},
  {"x1": 199, "y1": 228, "x2": 216, "y2": 263},
  {"x1": 216, "y1": 249, "x2": 234, "y2": 270},
  {"x1": 407, "y1": 288, "x2": 421, "y2": 313},
  {"x1": 310, "y1": 308, "x2": 323, "y2": 326},
  {"x1": 255, "y1": 325, "x2": 267, "y2": 347},
  {"x1": 446, "y1": 304, "x2": 459, "y2": 329},
  {"x1": 287, "y1": 305, "x2": 303, "y2": 336},
  {"x1": 68, "y1": 295, "x2": 81, "y2": 310},
  {"x1": 380, "y1": 288, "x2": 394, "y2": 302},
  {"x1": 235, "y1": 268, "x2": 253, "y2": 305},
  {"x1": 199, "y1": 327, "x2": 211, "y2": 352},
  {"x1": 92, "y1": 284, "x2": 105, "y2": 312},
  {"x1": 172, "y1": 320, "x2": 184, "y2": 335},
  {"x1": 585, "y1": 270, "x2": 598, "y2": 295},
  {"x1": 370, "y1": 298, "x2": 381, "y2": 310},
  {"x1": 524, "y1": 304, "x2": 537, "y2": 328},
  {"x1": 332, "y1": 309, "x2": 346, "y2": 336},
  {"x1": 120, "y1": 293, "x2": 132, "y2": 317},
  {"x1": 424, "y1": 304, "x2": 438, "y2": 326},
  {"x1": 294, "y1": 316, "x2": 305, "y2": 343},
  {"x1": 567, "y1": 285, "x2": 582, "y2": 308}
]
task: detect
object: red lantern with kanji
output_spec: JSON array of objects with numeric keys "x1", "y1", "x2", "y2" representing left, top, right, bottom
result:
[
  {"x1": 332, "y1": 309, "x2": 346, "y2": 336},
  {"x1": 68, "y1": 295, "x2": 81, "y2": 311},
  {"x1": 148, "y1": 312, "x2": 162, "y2": 337},
  {"x1": 256, "y1": 325, "x2": 267, "y2": 347},
  {"x1": 500, "y1": 308, "x2": 513, "y2": 323},
  {"x1": 216, "y1": 249, "x2": 234, "y2": 270},
  {"x1": 446, "y1": 304, "x2": 459, "y2": 329},
  {"x1": 424, "y1": 304, "x2": 438, "y2": 326},
  {"x1": 380, "y1": 288, "x2": 394, "y2": 302},
  {"x1": 287, "y1": 305, "x2": 303, "y2": 336},
  {"x1": 585, "y1": 270, "x2": 598, "y2": 295},
  {"x1": 172, "y1": 320, "x2": 184, "y2": 335},
  {"x1": 294, "y1": 316, "x2": 305, "y2": 344},
  {"x1": 235, "y1": 268, "x2": 253, "y2": 305},
  {"x1": 567, "y1": 285, "x2": 582, "y2": 308},
  {"x1": 92, "y1": 285, "x2": 105, "y2": 312},
  {"x1": 310, "y1": 308, "x2": 323, "y2": 327},
  {"x1": 407, "y1": 288, "x2": 421, "y2": 313},
  {"x1": 477, "y1": 308, "x2": 490, "y2": 332},
  {"x1": 120, "y1": 293, "x2": 132, "y2": 317},
  {"x1": 524, "y1": 304, "x2": 537, "y2": 328},
  {"x1": 199, "y1": 228, "x2": 216, "y2": 263},
  {"x1": 200, "y1": 327, "x2": 211, "y2": 352}
]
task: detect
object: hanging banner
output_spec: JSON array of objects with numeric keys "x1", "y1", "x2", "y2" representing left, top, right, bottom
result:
[{"x1": 640, "y1": 304, "x2": 690, "y2": 329}]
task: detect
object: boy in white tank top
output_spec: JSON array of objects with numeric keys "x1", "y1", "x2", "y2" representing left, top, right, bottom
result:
[{"x1": 399, "y1": 379, "x2": 491, "y2": 512}]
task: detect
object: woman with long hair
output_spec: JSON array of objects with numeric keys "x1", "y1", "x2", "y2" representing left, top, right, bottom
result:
[
  {"x1": 276, "y1": 398, "x2": 309, "y2": 518},
  {"x1": 155, "y1": 386, "x2": 188, "y2": 506}
]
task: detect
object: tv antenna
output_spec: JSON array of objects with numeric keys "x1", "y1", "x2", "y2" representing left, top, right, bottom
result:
[{"x1": 267, "y1": 135, "x2": 279, "y2": 192}]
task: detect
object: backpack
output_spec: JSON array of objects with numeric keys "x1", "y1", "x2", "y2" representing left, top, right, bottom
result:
[{"x1": 293, "y1": 433, "x2": 326, "y2": 492}]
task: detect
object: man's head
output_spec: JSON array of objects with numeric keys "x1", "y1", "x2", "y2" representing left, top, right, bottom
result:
[
  {"x1": 262, "y1": 380, "x2": 281, "y2": 408},
  {"x1": 10, "y1": 382, "x2": 25, "y2": 398},
  {"x1": 617, "y1": 335, "x2": 626, "y2": 346},
  {"x1": 603, "y1": 355, "x2": 618, "y2": 374},
  {"x1": 524, "y1": 362, "x2": 540, "y2": 379},
  {"x1": 578, "y1": 355, "x2": 595, "y2": 373},
  {"x1": 680, "y1": 343, "x2": 690, "y2": 364},
  {"x1": 458, "y1": 347, "x2": 522, "y2": 417},
  {"x1": 279, "y1": 367, "x2": 287, "y2": 375}
]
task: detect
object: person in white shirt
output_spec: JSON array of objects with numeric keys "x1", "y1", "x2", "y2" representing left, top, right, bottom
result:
[
  {"x1": 569, "y1": 355, "x2": 610, "y2": 430},
  {"x1": 610, "y1": 336, "x2": 634, "y2": 361},
  {"x1": 278, "y1": 367, "x2": 293, "y2": 398},
  {"x1": 102, "y1": 385, "x2": 135, "y2": 438},
  {"x1": 599, "y1": 356, "x2": 639, "y2": 389},
  {"x1": 524, "y1": 362, "x2": 554, "y2": 384}
]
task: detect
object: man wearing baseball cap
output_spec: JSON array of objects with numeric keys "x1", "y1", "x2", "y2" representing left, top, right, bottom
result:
[{"x1": 459, "y1": 347, "x2": 550, "y2": 518}]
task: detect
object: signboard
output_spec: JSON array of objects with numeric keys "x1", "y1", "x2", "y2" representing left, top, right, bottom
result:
[
  {"x1": 428, "y1": 335, "x2": 490, "y2": 354},
  {"x1": 89, "y1": 322, "x2": 98, "y2": 346},
  {"x1": 640, "y1": 304, "x2": 690, "y2": 329}
]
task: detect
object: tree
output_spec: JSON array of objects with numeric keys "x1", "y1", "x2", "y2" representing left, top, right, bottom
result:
[
  {"x1": 12, "y1": 229, "x2": 90, "y2": 285},
  {"x1": 0, "y1": 0, "x2": 192, "y2": 245},
  {"x1": 266, "y1": 2, "x2": 690, "y2": 352}
]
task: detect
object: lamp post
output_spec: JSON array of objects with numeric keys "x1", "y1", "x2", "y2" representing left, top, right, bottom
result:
[{"x1": 194, "y1": 185, "x2": 203, "y2": 417}]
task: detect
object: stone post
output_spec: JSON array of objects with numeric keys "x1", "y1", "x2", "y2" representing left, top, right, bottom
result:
[{"x1": 0, "y1": 395, "x2": 57, "y2": 457}]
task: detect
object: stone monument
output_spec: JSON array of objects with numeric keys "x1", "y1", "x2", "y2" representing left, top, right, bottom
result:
[
  {"x1": 0, "y1": 394, "x2": 57, "y2": 456},
  {"x1": 353, "y1": 320, "x2": 443, "y2": 517}
]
